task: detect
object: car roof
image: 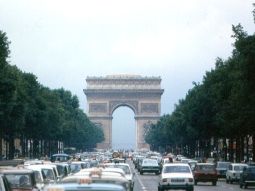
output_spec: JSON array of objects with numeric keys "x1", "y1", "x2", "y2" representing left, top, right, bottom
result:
[
  {"x1": 62, "y1": 174, "x2": 128, "y2": 183},
  {"x1": 45, "y1": 183, "x2": 125, "y2": 191},
  {"x1": 103, "y1": 167, "x2": 125, "y2": 174},
  {"x1": 230, "y1": 163, "x2": 248, "y2": 166},
  {"x1": 52, "y1": 154, "x2": 69, "y2": 157},
  {"x1": 26, "y1": 164, "x2": 55, "y2": 169},
  {"x1": 163, "y1": 163, "x2": 190, "y2": 167},
  {"x1": 1, "y1": 168, "x2": 34, "y2": 174},
  {"x1": 143, "y1": 158, "x2": 157, "y2": 161},
  {"x1": 196, "y1": 163, "x2": 215, "y2": 165}
]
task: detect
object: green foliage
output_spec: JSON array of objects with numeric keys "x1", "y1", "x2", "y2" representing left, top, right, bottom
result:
[
  {"x1": 146, "y1": 17, "x2": 255, "y2": 156},
  {"x1": 0, "y1": 30, "x2": 104, "y2": 157}
]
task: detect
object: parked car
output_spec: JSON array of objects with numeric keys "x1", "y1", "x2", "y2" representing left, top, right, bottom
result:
[
  {"x1": 2, "y1": 168, "x2": 39, "y2": 191},
  {"x1": 239, "y1": 165, "x2": 255, "y2": 189},
  {"x1": 139, "y1": 158, "x2": 160, "y2": 175},
  {"x1": 216, "y1": 161, "x2": 231, "y2": 178},
  {"x1": 158, "y1": 163, "x2": 194, "y2": 191},
  {"x1": 193, "y1": 163, "x2": 217, "y2": 186},
  {"x1": 226, "y1": 163, "x2": 248, "y2": 184}
]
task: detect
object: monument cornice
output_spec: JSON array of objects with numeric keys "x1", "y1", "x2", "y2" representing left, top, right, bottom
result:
[
  {"x1": 86, "y1": 75, "x2": 161, "y2": 81},
  {"x1": 84, "y1": 89, "x2": 164, "y2": 95}
]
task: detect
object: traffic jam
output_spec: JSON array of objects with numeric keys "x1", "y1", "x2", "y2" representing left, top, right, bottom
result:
[{"x1": 0, "y1": 151, "x2": 254, "y2": 191}]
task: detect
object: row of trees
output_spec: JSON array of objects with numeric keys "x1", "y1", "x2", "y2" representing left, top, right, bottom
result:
[
  {"x1": 0, "y1": 31, "x2": 104, "y2": 159},
  {"x1": 146, "y1": 12, "x2": 255, "y2": 162}
]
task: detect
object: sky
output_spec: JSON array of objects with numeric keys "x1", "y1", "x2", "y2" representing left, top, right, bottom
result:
[{"x1": 0, "y1": 0, "x2": 254, "y2": 149}]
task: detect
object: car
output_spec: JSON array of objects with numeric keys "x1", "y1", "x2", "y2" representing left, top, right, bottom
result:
[
  {"x1": 158, "y1": 163, "x2": 194, "y2": 191},
  {"x1": 50, "y1": 153, "x2": 70, "y2": 162},
  {"x1": 193, "y1": 163, "x2": 218, "y2": 186},
  {"x1": 53, "y1": 162, "x2": 71, "y2": 178},
  {"x1": 239, "y1": 165, "x2": 255, "y2": 189},
  {"x1": 2, "y1": 168, "x2": 39, "y2": 191},
  {"x1": 102, "y1": 163, "x2": 135, "y2": 191},
  {"x1": 133, "y1": 156, "x2": 144, "y2": 169},
  {"x1": 226, "y1": 163, "x2": 248, "y2": 184},
  {"x1": 63, "y1": 168, "x2": 130, "y2": 191},
  {"x1": 27, "y1": 164, "x2": 58, "y2": 183},
  {"x1": 140, "y1": 158, "x2": 160, "y2": 175},
  {"x1": 25, "y1": 165, "x2": 48, "y2": 190},
  {"x1": 216, "y1": 161, "x2": 231, "y2": 178}
]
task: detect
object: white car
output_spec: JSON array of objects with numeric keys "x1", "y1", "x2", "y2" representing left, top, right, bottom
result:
[
  {"x1": 101, "y1": 163, "x2": 134, "y2": 191},
  {"x1": 158, "y1": 163, "x2": 194, "y2": 191},
  {"x1": 226, "y1": 163, "x2": 248, "y2": 183}
]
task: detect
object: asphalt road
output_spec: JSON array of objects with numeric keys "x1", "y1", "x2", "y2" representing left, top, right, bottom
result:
[{"x1": 127, "y1": 160, "x2": 255, "y2": 191}]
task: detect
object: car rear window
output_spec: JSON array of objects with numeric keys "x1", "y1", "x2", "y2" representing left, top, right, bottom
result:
[
  {"x1": 143, "y1": 159, "x2": 158, "y2": 165},
  {"x1": 198, "y1": 165, "x2": 215, "y2": 171},
  {"x1": 249, "y1": 167, "x2": 255, "y2": 173},
  {"x1": 233, "y1": 166, "x2": 246, "y2": 171},
  {"x1": 217, "y1": 162, "x2": 230, "y2": 168},
  {"x1": 163, "y1": 166, "x2": 191, "y2": 173}
]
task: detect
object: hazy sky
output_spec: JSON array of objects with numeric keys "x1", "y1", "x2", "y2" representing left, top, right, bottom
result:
[{"x1": 0, "y1": 0, "x2": 254, "y2": 149}]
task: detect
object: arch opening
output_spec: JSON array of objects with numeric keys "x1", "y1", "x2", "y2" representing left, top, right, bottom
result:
[{"x1": 112, "y1": 106, "x2": 135, "y2": 150}]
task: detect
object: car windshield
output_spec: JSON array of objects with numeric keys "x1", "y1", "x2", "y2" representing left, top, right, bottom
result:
[
  {"x1": 198, "y1": 165, "x2": 215, "y2": 171},
  {"x1": 5, "y1": 174, "x2": 32, "y2": 188},
  {"x1": 234, "y1": 166, "x2": 245, "y2": 171},
  {"x1": 56, "y1": 165, "x2": 66, "y2": 176},
  {"x1": 163, "y1": 166, "x2": 191, "y2": 173},
  {"x1": 217, "y1": 162, "x2": 230, "y2": 168},
  {"x1": 143, "y1": 159, "x2": 158, "y2": 165},
  {"x1": 107, "y1": 165, "x2": 131, "y2": 174},
  {"x1": 34, "y1": 171, "x2": 43, "y2": 183},
  {"x1": 42, "y1": 169, "x2": 55, "y2": 180},
  {"x1": 70, "y1": 164, "x2": 82, "y2": 173}
]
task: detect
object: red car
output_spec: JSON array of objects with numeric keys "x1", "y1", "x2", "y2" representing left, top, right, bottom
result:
[{"x1": 193, "y1": 163, "x2": 218, "y2": 186}]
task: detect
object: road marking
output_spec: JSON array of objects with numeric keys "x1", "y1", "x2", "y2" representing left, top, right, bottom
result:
[{"x1": 129, "y1": 160, "x2": 148, "y2": 191}]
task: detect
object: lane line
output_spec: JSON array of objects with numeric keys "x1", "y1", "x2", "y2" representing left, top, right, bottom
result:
[{"x1": 129, "y1": 160, "x2": 148, "y2": 191}]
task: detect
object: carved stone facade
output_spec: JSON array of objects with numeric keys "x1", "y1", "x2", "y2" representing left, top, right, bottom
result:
[{"x1": 84, "y1": 75, "x2": 164, "y2": 150}]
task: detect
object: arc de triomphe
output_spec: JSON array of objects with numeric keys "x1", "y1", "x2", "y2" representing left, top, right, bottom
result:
[{"x1": 83, "y1": 75, "x2": 164, "y2": 150}]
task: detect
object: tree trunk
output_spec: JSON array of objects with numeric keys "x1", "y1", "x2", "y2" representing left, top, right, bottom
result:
[
  {"x1": 0, "y1": 130, "x2": 2, "y2": 160},
  {"x1": 8, "y1": 135, "x2": 14, "y2": 159},
  {"x1": 253, "y1": 135, "x2": 255, "y2": 162},
  {"x1": 33, "y1": 139, "x2": 39, "y2": 158},
  {"x1": 240, "y1": 136, "x2": 244, "y2": 162},
  {"x1": 5, "y1": 139, "x2": 8, "y2": 159},
  {"x1": 229, "y1": 138, "x2": 234, "y2": 162},
  {"x1": 236, "y1": 137, "x2": 240, "y2": 162},
  {"x1": 223, "y1": 138, "x2": 228, "y2": 161}
]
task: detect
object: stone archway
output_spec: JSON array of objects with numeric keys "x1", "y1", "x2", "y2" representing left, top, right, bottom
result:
[{"x1": 83, "y1": 75, "x2": 164, "y2": 150}]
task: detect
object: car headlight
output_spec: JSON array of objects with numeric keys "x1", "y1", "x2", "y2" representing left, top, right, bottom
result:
[
  {"x1": 162, "y1": 178, "x2": 167, "y2": 182},
  {"x1": 188, "y1": 178, "x2": 194, "y2": 182}
]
